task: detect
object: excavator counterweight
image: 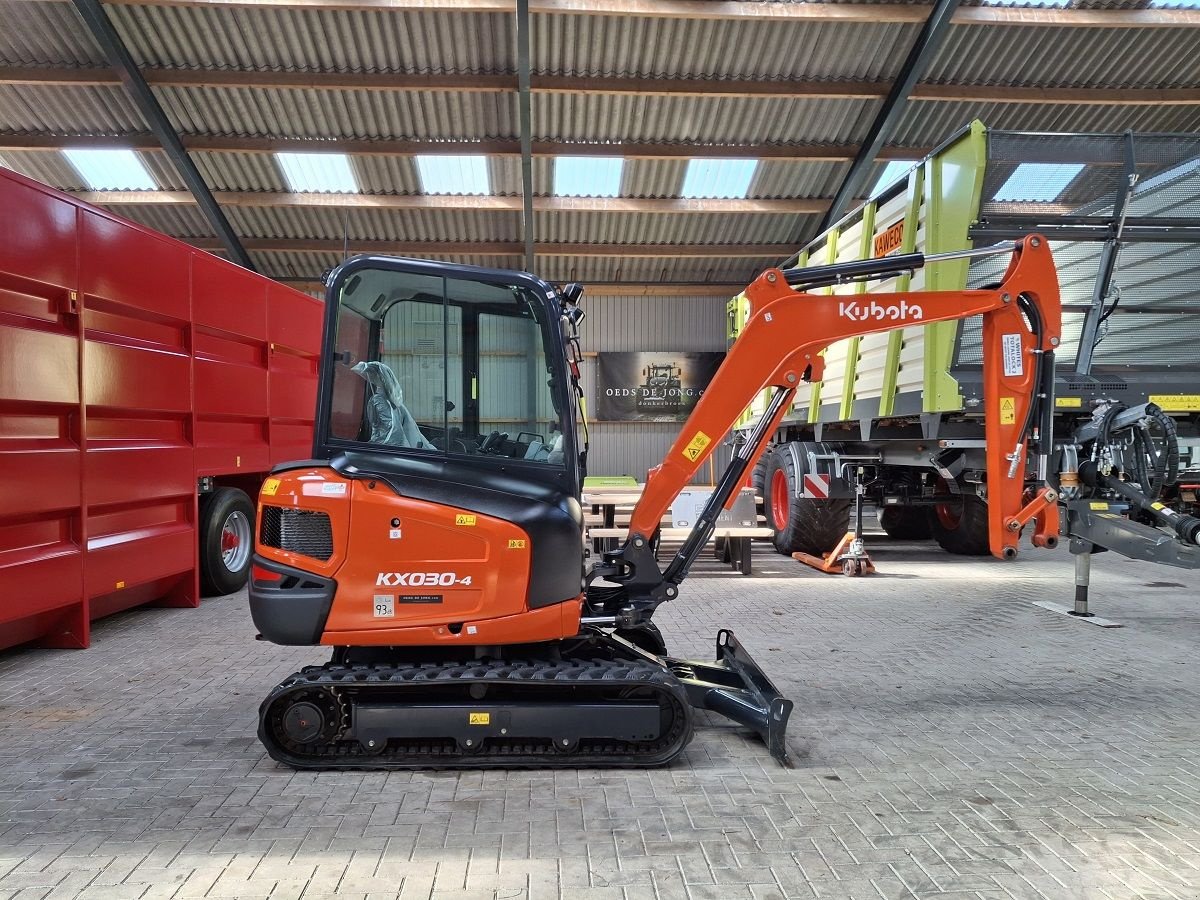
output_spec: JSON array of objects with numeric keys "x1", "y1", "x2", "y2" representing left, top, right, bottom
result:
[{"x1": 250, "y1": 237, "x2": 1061, "y2": 769}]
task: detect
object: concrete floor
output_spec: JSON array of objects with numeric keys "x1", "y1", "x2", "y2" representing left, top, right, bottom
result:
[{"x1": 2, "y1": 538, "x2": 1200, "y2": 900}]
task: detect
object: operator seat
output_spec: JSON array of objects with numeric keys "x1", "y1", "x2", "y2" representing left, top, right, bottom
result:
[{"x1": 351, "y1": 360, "x2": 436, "y2": 451}]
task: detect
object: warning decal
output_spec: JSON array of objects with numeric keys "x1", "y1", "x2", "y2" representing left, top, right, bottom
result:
[
  {"x1": 1002, "y1": 333, "x2": 1024, "y2": 377},
  {"x1": 999, "y1": 396, "x2": 1016, "y2": 425},
  {"x1": 802, "y1": 474, "x2": 831, "y2": 499},
  {"x1": 682, "y1": 431, "x2": 712, "y2": 462},
  {"x1": 455, "y1": 514, "x2": 477, "y2": 526},
  {"x1": 262, "y1": 478, "x2": 281, "y2": 496},
  {"x1": 1056, "y1": 396, "x2": 1083, "y2": 408},
  {"x1": 1150, "y1": 394, "x2": 1200, "y2": 412},
  {"x1": 469, "y1": 712, "x2": 491, "y2": 725}
]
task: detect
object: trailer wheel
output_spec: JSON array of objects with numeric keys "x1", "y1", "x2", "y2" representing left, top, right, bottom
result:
[
  {"x1": 199, "y1": 487, "x2": 256, "y2": 596},
  {"x1": 928, "y1": 490, "x2": 991, "y2": 556},
  {"x1": 878, "y1": 506, "x2": 932, "y2": 540},
  {"x1": 764, "y1": 445, "x2": 851, "y2": 556}
]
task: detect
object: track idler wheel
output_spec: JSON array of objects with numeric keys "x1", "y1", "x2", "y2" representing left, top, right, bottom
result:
[{"x1": 276, "y1": 689, "x2": 344, "y2": 748}]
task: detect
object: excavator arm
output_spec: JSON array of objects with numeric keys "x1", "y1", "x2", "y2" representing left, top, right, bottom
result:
[{"x1": 587, "y1": 235, "x2": 1062, "y2": 626}]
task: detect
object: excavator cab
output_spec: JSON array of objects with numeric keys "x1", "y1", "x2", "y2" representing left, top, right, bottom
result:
[{"x1": 324, "y1": 258, "x2": 581, "y2": 483}]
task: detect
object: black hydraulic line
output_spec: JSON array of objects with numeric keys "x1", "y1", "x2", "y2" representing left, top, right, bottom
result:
[
  {"x1": 817, "y1": 0, "x2": 963, "y2": 231},
  {"x1": 1076, "y1": 132, "x2": 1138, "y2": 375},
  {"x1": 515, "y1": 0, "x2": 535, "y2": 273},
  {"x1": 1081, "y1": 462, "x2": 1200, "y2": 545},
  {"x1": 782, "y1": 251, "x2": 926, "y2": 290},
  {"x1": 661, "y1": 387, "x2": 792, "y2": 586},
  {"x1": 70, "y1": 0, "x2": 254, "y2": 270}
]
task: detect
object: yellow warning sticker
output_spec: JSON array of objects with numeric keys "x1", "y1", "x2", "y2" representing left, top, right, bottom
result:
[
  {"x1": 1150, "y1": 394, "x2": 1200, "y2": 412},
  {"x1": 1152, "y1": 501, "x2": 1166, "y2": 511},
  {"x1": 469, "y1": 712, "x2": 490, "y2": 725},
  {"x1": 1055, "y1": 396, "x2": 1083, "y2": 408},
  {"x1": 455, "y1": 514, "x2": 477, "y2": 526},
  {"x1": 1090, "y1": 501, "x2": 1109, "y2": 510},
  {"x1": 682, "y1": 431, "x2": 712, "y2": 462},
  {"x1": 507, "y1": 539, "x2": 527, "y2": 549},
  {"x1": 999, "y1": 396, "x2": 1016, "y2": 425},
  {"x1": 262, "y1": 478, "x2": 281, "y2": 496}
]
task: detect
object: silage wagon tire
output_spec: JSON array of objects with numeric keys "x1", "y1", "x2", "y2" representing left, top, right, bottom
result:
[
  {"x1": 199, "y1": 487, "x2": 256, "y2": 596},
  {"x1": 928, "y1": 492, "x2": 991, "y2": 556},
  {"x1": 878, "y1": 506, "x2": 932, "y2": 541},
  {"x1": 763, "y1": 446, "x2": 851, "y2": 557}
]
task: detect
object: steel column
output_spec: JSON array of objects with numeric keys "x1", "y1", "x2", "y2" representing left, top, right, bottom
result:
[
  {"x1": 70, "y1": 0, "x2": 254, "y2": 270},
  {"x1": 516, "y1": 0, "x2": 535, "y2": 273}
]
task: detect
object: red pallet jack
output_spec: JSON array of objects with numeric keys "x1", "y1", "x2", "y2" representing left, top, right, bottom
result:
[{"x1": 793, "y1": 466, "x2": 875, "y2": 576}]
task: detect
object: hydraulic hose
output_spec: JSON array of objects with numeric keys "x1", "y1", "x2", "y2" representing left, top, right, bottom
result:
[{"x1": 1080, "y1": 461, "x2": 1200, "y2": 546}]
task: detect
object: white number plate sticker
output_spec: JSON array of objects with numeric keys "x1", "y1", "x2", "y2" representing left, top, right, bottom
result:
[
  {"x1": 373, "y1": 595, "x2": 394, "y2": 618},
  {"x1": 1002, "y1": 333, "x2": 1024, "y2": 377}
]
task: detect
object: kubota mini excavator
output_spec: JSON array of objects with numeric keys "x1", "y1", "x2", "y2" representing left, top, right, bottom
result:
[{"x1": 250, "y1": 236, "x2": 1061, "y2": 769}]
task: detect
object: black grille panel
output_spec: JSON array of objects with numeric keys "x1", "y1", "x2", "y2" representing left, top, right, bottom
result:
[{"x1": 260, "y1": 506, "x2": 333, "y2": 561}]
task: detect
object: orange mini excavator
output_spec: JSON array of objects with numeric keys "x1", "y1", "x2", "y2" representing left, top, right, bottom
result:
[{"x1": 250, "y1": 236, "x2": 1061, "y2": 769}]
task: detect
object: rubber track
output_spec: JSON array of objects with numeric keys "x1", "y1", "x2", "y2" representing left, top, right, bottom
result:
[{"x1": 258, "y1": 656, "x2": 693, "y2": 770}]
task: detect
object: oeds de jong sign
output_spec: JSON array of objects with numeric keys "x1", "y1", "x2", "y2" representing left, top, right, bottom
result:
[{"x1": 596, "y1": 352, "x2": 725, "y2": 422}]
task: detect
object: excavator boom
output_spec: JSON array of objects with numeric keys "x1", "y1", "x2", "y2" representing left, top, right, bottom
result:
[{"x1": 589, "y1": 236, "x2": 1062, "y2": 625}]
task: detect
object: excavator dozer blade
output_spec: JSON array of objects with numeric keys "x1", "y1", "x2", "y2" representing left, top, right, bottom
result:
[{"x1": 666, "y1": 629, "x2": 793, "y2": 765}]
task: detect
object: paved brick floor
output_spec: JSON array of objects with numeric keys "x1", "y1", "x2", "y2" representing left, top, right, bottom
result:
[{"x1": 3, "y1": 538, "x2": 1200, "y2": 900}]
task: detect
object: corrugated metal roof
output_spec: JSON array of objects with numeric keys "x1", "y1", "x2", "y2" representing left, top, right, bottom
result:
[
  {"x1": 108, "y1": 5, "x2": 514, "y2": 75},
  {"x1": 533, "y1": 94, "x2": 880, "y2": 144},
  {"x1": 102, "y1": 202, "x2": 215, "y2": 238},
  {"x1": 927, "y1": 25, "x2": 1200, "y2": 89},
  {"x1": 155, "y1": 85, "x2": 516, "y2": 140},
  {"x1": 533, "y1": 210, "x2": 812, "y2": 245},
  {"x1": 751, "y1": 159, "x2": 850, "y2": 199},
  {"x1": 532, "y1": 14, "x2": 916, "y2": 82},
  {"x1": 890, "y1": 101, "x2": 1200, "y2": 148},
  {"x1": 226, "y1": 206, "x2": 523, "y2": 242},
  {"x1": 0, "y1": 2, "x2": 102, "y2": 67},
  {"x1": 0, "y1": 84, "x2": 142, "y2": 134},
  {"x1": 192, "y1": 151, "x2": 289, "y2": 192}
]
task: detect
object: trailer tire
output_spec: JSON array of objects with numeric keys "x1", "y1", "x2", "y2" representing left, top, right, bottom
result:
[
  {"x1": 764, "y1": 446, "x2": 851, "y2": 556},
  {"x1": 199, "y1": 487, "x2": 256, "y2": 596},
  {"x1": 878, "y1": 506, "x2": 932, "y2": 540},
  {"x1": 928, "y1": 492, "x2": 991, "y2": 556}
]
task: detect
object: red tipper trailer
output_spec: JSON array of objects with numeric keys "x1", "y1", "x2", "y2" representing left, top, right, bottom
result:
[{"x1": 0, "y1": 168, "x2": 322, "y2": 651}]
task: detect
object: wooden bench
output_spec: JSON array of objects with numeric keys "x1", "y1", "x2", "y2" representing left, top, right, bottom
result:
[{"x1": 587, "y1": 526, "x2": 773, "y2": 575}]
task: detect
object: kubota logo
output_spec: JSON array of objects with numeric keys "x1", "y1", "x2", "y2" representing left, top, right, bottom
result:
[
  {"x1": 376, "y1": 572, "x2": 473, "y2": 587},
  {"x1": 838, "y1": 299, "x2": 924, "y2": 322}
]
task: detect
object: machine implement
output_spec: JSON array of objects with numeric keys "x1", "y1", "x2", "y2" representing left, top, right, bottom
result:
[{"x1": 250, "y1": 236, "x2": 1061, "y2": 769}]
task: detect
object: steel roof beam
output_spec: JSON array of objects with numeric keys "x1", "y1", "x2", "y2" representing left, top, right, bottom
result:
[
  {"x1": 68, "y1": 0, "x2": 253, "y2": 269},
  {"x1": 74, "y1": 190, "x2": 830, "y2": 214},
  {"x1": 820, "y1": 0, "x2": 961, "y2": 231}
]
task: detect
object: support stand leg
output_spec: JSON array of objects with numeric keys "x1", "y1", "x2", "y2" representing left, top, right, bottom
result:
[
  {"x1": 1069, "y1": 551, "x2": 1093, "y2": 618},
  {"x1": 1032, "y1": 542, "x2": 1122, "y2": 627}
]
